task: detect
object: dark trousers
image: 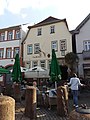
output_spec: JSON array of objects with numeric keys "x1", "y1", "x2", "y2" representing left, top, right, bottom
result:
[{"x1": 71, "y1": 90, "x2": 78, "y2": 106}]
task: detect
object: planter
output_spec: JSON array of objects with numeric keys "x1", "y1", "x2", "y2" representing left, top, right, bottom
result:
[
  {"x1": 69, "y1": 108, "x2": 90, "y2": 120},
  {"x1": 0, "y1": 96, "x2": 15, "y2": 120}
]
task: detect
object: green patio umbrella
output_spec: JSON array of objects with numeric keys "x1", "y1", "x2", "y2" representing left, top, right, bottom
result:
[
  {"x1": 0, "y1": 67, "x2": 10, "y2": 74},
  {"x1": 12, "y1": 54, "x2": 22, "y2": 83},
  {"x1": 49, "y1": 49, "x2": 61, "y2": 87}
]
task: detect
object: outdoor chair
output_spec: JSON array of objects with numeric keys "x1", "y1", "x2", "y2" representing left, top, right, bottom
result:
[
  {"x1": 48, "y1": 96, "x2": 57, "y2": 109},
  {"x1": 48, "y1": 89, "x2": 57, "y2": 109}
]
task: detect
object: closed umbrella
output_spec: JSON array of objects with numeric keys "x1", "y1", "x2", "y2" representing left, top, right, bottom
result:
[
  {"x1": 0, "y1": 67, "x2": 10, "y2": 74},
  {"x1": 49, "y1": 49, "x2": 61, "y2": 88},
  {"x1": 12, "y1": 54, "x2": 22, "y2": 83}
]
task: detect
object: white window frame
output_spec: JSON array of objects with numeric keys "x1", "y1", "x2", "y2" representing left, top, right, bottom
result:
[
  {"x1": 48, "y1": 60, "x2": 51, "y2": 69},
  {"x1": 37, "y1": 28, "x2": 42, "y2": 36},
  {"x1": 60, "y1": 39, "x2": 67, "y2": 51},
  {"x1": 83, "y1": 40, "x2": 90, "y2": 51},
  {"x1": 14, "y1": 47, "x2": 19, "y2": 58},
  {"x1": 50, "y1": 25, "x2": 55, "y2": 34},
  {"x1": 51, "y1": 41, "x2": 58, "y2": 51},
  {"x1": 40, "y1": 60, "x2": 46, "y2": 68},
  {"x1": 1, "y1": 33, "x2": 5, "y2": 41},
  {"x1": 34, "y1": 43, "x2": 40, "y2": 54},
  {"x1": 32, "y1": 61, "x2": 38, "y2": 67},
  {"x1": 27, "y1": 44, "x2": 33, "y2": 54},
  {"x1": 8, "y1": 31, "x2": 13, "y2": 40},
  {"x1": 6, "y1": 48, "x2": 12, "y2": 58},
  {"x1": 15, "y1": 30, "x2": 20, "y2": 39},
  {"x1": 61, "y1": 51, "x2": 65, "y2": 56},
  {"x1": 0, "y1": 48, "x2": 4, "y2": 58}
]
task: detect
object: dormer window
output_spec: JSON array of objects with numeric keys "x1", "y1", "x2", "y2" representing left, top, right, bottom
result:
[
  {"x1": 37, "y1": 28, "x2": 42, "y2": 36},
  {"x1": 50, "y1": 25, "x2": 55, "y2": 34}
]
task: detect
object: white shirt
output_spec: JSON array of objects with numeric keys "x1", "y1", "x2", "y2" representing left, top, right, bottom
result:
[{"x1": 68, "y1": 77, "x2": 83, "y2": 90}]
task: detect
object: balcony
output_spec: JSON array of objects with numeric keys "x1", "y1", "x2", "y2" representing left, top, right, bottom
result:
[{"x1": 83, "y1": 50, "x2": 90, "y2": 60}]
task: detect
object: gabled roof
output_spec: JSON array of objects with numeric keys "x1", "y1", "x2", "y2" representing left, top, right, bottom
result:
[
  {"x1": 22, "y1": 16, "x2": 69, "y2": 43},
  {"x1": 0, "y1": 23, "x2": 28, "y2": 32},
  {"x1": 75, "y1": 13, "x2": 90, "y2": 31},
  {"x1": 0, "y1": 25, "x2": 21, "y2": 32},
  {"x1": 28, "y1": 16, "x2": 68, "y2": 29}
]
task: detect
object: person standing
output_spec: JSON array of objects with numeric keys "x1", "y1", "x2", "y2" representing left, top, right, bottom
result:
[{"x1": 67, "y1": 73, "x2": 84, "y2": 108}]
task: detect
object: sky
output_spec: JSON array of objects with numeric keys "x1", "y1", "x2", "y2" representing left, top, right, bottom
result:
[{"x1": 0, "y1": 0, "x2": 90, "y2": 30}]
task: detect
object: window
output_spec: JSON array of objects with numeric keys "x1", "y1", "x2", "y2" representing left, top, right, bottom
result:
[
  {"x1": 0, "y1": 33, "x2": 5, "y2": 41},
  {"x1": 34, "y1": 43, "x2": 40, "y2": 54},
  {"x1": 8, "y1": 31, "x2": 13, "y2": 40},
  {"x1": 6, "y1": 48, "x2": 12, "y2": 58},
  {"x1": 50, "y1": 26, "x2": 55, "y2": 34},
  {"x1": 13, "y1": 47, "x2": 19, "y2": 58},
  {"x1": 61, "y1": 51, "x2": 65, "y2": 56},
  {"x1": 60, "y1": 39, "x2": 67, "y2": 51},
  {"x1": 0, "y1": 48, "x2": 4, "y2": 58},
  {"x1": 51, "y1": 41, "x2": 58, "y2": 51},
  {"x1": 27, "y1": 44, "x2": 33, "y2": 54},
  {"x1": 48, "y1": 60, "x2": 51, "y2": 69},
  {"x1": 32, "y1": 61, "x2": 38, "y2": 67},
  {"x1": 15, "y1": 30, "x2": 20, "y2": 39},
  {"x1": 40, "y1": 60, "x2": 46, "y2": 68},
  {"x1": 83, "y1": 41, "x2": 90, "y2": 51},
  {"x1": 37, "y1": 28, "x2": 42, "y2": 36}
]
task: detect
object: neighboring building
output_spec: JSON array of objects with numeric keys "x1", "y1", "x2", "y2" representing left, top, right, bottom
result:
[
  {"x1": 23, "y1": 16, "x2": 72, "y2": 77},
  {"x1": 0, "y1": 24, "x2": 28, "y2": 85},
  {"x1": 73, "y1": 13, "x2": 90, "y2": 79}
]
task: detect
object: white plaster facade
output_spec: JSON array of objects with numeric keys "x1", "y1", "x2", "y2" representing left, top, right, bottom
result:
[
  {"x1": 75, "y1": 14, "x2": 90, "y2": 79},
  {"x1": 23, "y1": 17, "x2": 72, "y2": 71}
]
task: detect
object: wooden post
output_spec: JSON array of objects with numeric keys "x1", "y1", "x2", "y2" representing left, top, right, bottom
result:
[
  {"x1": 25, "y1": 86, "x2": 37, "y2": 119},
  {"x1": 13, "y1": 83, "x2": 21, "y2": 102},
  {"x1": 57, "y1": 85, "x2": 68, "y2": 116},
  {"x1": 0, "y1": 95, "x2": 15, "y2": 120}
]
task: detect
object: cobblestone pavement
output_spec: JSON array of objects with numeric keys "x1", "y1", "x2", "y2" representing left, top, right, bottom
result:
[
  {"x1": 15, "y1": 103, "x2": 68, "y2": 120},
  {"x1": 36, "y1": 107, "x2": 68, "y2": 120},
  {"x1": 16, "y1": 91, "x2": 90, "y2": 120}
]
